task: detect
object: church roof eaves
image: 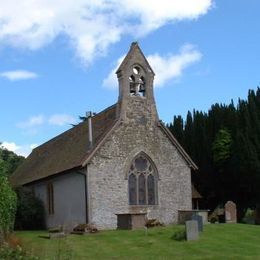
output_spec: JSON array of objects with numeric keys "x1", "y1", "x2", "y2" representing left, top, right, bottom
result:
[{"x1": 10, "y1": 103, "x2": 118, "y2": 187}]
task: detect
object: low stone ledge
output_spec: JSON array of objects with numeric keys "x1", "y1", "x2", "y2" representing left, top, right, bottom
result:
[
  {"x1": 49, "y1": 232, "x2": 66, "y2": 239},
  {"x1": 178, "y1": 210, "x2": 210, "y2": 225}
]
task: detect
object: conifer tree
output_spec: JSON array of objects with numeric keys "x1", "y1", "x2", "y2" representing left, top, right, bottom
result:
[{"x1": 169, "y1": 87, "x2": 260, "y2": 220}]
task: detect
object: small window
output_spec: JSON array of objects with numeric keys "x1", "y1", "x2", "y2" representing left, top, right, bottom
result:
[{"x1": 47, "y1": 183, "x2": 54, "y2": 215}]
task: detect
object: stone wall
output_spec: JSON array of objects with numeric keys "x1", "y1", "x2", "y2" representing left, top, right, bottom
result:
[{"x1": 88, "y1": 97, "x2": 192, "y2": 229}]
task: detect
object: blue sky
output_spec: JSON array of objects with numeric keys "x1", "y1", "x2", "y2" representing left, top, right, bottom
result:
[{"x1": 1, "y1": 0, "x2": 260, "y2": 156}]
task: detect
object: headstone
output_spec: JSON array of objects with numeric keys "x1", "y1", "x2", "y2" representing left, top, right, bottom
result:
[
  {"x1": 224, "y1": 201, "x2": 237, "y2": 223},
  {"x1": 185, "y1": 220, "x2": 199, "y2": 241},
  {"x1": 192, "y1": 214, "x2": 203, "y2": 232}
]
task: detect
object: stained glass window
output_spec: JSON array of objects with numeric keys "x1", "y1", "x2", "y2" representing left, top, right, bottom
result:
[
  {"x1": 128, "y1": 154, "x2": 158, "y2": 205},
  {"x1": 138, "y1": 173, "x2": 146, "y2": 205},
  {"x1": 129, "y1": 173, "x2": 137, "y2": 205},
  {"x1": 148, "y1": 174, "x2": 155, "y2": 205},
  {"x1": 135, "y1": 156, "x2": 147, "y2": 171}
]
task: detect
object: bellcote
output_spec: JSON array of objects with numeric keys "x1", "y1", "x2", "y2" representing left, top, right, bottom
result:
[
  {"x1": 116, "y1": 42, "x2": 159, "y2": 123},
  {"x1": 116, "y1": 42, "x2": 155, "y2": 100}
]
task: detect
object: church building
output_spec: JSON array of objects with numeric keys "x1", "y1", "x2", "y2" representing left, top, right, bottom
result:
[{"x1": 11, "y1": 43, "x2": 197, "y2": 230}]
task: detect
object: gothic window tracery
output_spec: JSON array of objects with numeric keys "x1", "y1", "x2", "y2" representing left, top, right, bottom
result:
[
  {"x1": 129, "y1": 65, "x2": 146, "y2": 97},
  {"x1": 128, "y1": 154, "x2": 158, "y2": 205}
]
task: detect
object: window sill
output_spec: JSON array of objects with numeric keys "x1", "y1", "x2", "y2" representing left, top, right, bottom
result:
[{"x1": 128, "y1": 204, "x2": 159, "y2": 210}]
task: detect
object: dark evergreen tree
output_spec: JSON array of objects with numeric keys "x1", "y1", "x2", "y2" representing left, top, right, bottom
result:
[{"x1": 169, "y1": 87, "x2": 260, "y2": 220}]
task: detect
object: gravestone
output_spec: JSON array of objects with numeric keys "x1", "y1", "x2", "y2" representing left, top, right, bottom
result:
[
  {"x1": 224, "y1": 201, "x2": 237, "y2": 223},
  {"x1": 192, "y1": 214, "x2": 203, "y2": 232},
  {"x1": 185, "y1": 220, "x2": 199, "y2": 241}
]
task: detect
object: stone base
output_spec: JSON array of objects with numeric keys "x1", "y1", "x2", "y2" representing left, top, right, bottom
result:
[
  {"x1": 178, "y1": 210, "x2": 210, "y2": 225},
  {"x1": 71, "y1": 231, "x2": 86, "y2": 235},
  {"x1": 49, "y1": 232, "x2": 66, "y2": 239},
  {"x1": 116, "y1": 213, "x2": 146, "y2": 230}
]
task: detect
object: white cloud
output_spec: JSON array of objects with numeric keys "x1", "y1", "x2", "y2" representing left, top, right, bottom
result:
[
  {"x1": 17, "y1": 115, "x2": 45, "y2": 128},
  {"x1": 17, "y1": 113, "x2": 77, "y2": 131},
  {"x1": 149, "y1": 44, "x2": 202, "y2": 87},
  {"x1": 1, "y1": 142, "x2": 21, "y2": 153},
  {"x1": 103, "y1": 44, "x2": 202, "y2": 89},
  {"x1": 1, "y1": 141, "x2": 37, "y2": 157},
  {"x1": 0, "y1": 0, "x2": 212, "y2": 64},
  {"x1": 0, "y1": 70, "x2": 38, "y2": 81},
  {"x1": 48, "y1": 114, "x2": 76, "y2": 126},
  {"x1": 102, "y1": 55, "x2": 125, "y2": 89}
]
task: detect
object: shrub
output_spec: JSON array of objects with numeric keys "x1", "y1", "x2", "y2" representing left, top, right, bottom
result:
[
  {"x1": 209, "y1": 216, "x2": 218, "y2": 223},
  {"x1": 145, "y1": 219, "x2": 164, "y2": 228},
  {"x1": 73, "y1": 223, "x2": 98, "y2": 233},
  {"x1": 171, "y1": 229, "x2": 186, "y2": 241},
  {"x1": 6, "y1": 233, "x2": 22, "y2": 248},
  {"x1": 0, "y1": 176, "x2": 17, "y2": 243},
  {"x1": 241, "y1": 208, "x2": 255, "y2": 224},
  {"x1": 0, "y1": 243, "x2": 38, "y2": 260},
  {"x1": 15, "y1": 187, "x2": 45, "y2": 230}
]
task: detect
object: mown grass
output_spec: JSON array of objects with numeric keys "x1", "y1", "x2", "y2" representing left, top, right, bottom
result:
[{"x1": 16, "y1": 224, "x2": 260, "y2": 259}]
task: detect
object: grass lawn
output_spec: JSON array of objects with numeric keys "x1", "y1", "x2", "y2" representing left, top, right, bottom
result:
[{"x1": 16, "y1": 224, "x2": 260, "y2": 259}]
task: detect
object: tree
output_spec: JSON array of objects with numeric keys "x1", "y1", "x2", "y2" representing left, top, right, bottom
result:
[
  {"x1": 168, "y1": 87, "x2": 260, "y2": 219},
  {"x1": 15, "y1": 188, "x2": 45, "y2": 230},
  {"x1": 0, "y1": 144, "x2": 25, "y2": 177},
  {"x1": 212, "y1": 128, "x2": 233, "y2": 167},
  {"x1": 0, "y1": 176, "x2": 17, "y2": 243}
]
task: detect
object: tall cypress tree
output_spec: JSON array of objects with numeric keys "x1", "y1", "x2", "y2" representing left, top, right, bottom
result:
[{"x1": 168, "y1": 87, "x2": 260, "y2": 220}]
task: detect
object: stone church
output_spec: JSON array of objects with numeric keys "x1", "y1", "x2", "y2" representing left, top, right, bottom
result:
[{"x1": 11, "y1": 42, "x2": 197, "y2": 230}]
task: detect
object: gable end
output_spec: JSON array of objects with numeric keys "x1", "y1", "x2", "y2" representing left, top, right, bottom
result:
[{"x1": 158, "y1": 121, "x2": 198, "y2": 170}]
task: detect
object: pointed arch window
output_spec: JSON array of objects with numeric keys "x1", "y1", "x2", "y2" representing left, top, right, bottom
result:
[
  {"x1": 129, "y1": 65, "x2": 146, "y2": 97},
  {"x1": 128, "y1": 154, "x2": 158, "y2": 205}
]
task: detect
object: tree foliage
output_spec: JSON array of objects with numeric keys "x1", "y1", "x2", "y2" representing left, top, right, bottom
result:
[
  {"x1": 0, "y1": 176, "x2": 17, "y2": 243},
  {"x1": 0, "y1": 145, "x2": 25, "y2": 177},
  {"x1": 212, "y1": 128, "x2": 232, "y2": 166},
  {"x1": 168, "y1": 87, "x2": 260, "y2": 220},
  {"x1": 15, "y1": 188, "x2": 45, "y2": 230}
]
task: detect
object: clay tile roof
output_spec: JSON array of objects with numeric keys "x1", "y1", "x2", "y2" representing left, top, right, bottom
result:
[{"x1": 10, "y1": 104, "x2": 118, "y2": 187}]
